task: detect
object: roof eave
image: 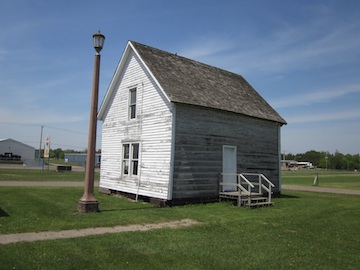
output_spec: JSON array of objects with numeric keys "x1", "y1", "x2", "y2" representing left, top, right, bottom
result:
[{"x1": 98, "y1": 41, "x2": 172, "y2": 120}]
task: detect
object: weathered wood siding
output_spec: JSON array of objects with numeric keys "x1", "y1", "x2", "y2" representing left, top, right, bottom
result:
[
  {"x1": 173, "y1": 103, "x2": 281, "y2": 199},
  {"x1": 100, "y1": 51, "x2": 173, "y2": 199}
]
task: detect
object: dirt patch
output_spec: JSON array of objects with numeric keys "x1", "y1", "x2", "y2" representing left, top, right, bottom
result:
[{"x1": 0, "y1": 219, "x2": 201, "y2": 245}]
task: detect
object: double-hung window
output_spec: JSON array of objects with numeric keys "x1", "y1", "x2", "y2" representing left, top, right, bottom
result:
[
  {"x1": 122, "y1": 143, "x2": 139, "y2": 176},
  {"x1": 129, "y1": 88, "x2": 137, "y2": 119}
]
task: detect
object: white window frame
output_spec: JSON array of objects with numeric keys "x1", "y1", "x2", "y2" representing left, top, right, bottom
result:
[
  {"x1": 122, "y1": 143, "x2": 140, "y2": 176},
  {"x1": 128, "y1": 87, "x2": 137, "y2": 120}
]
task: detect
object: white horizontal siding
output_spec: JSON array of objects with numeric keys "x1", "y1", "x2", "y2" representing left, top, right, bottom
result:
[{"x1": 100, "y1": 50, "x2": 173, "y2": 200}]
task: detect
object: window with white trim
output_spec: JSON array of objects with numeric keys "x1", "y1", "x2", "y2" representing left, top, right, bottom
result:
[
  {"x1": 122, "y1": 143, "x2": 139, "y2": 176},
  {"x1": 129, "y1": 88, "x2": 137, "y2": 119}
]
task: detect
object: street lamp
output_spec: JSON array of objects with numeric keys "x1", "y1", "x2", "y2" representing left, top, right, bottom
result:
[{"x1": 78, "y1": 30, "x2": 105, "y2": 213}]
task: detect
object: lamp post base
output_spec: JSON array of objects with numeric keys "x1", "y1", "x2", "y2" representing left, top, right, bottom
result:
[{"x1": 77, "y1": 199, "x2": 99, "y2": 213}]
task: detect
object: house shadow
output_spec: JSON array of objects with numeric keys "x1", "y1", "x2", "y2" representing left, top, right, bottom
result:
[
  {"x1": 0, "y1": 208, "x2": 10, "y2": 217},
  {"x1": 279, "y1": 194, "x2": 299, "y2": 199},
  {"x1": 100, "y1": 206, "x2": 157, "y2": 213}
]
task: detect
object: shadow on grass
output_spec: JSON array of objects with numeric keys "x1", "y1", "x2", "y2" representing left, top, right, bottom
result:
[
  {"x1": 280, "y1": 194, "x2": 299, "y2": 199},
  {"x1": 99, "y1": 206, "x2": 157, "y2": 213},
  {"x1": 0, "y1": 207, "x2": 10, "y2": 217}
]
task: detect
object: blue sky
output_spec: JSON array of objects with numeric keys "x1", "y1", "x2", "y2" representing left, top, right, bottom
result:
[{"x1": 0, "y1": 0, "x2": 359, "y2": 155}]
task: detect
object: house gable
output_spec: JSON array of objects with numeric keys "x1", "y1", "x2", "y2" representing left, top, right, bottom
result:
[
  {"x1": 99, "y1": 46, "x2": 174, "y2": 200},
  {"x1": 98, "y1": 42, "x2": 171, "y2": 121}
]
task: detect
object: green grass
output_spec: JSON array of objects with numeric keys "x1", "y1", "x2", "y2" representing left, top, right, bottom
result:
[
  {"x1": 282, "y1": 169, "x2": 360, "y2": 190},
  {"x1": 0, "y1": 168, "x2": 99, "y2": 182},
  {"x1": 1, "y1": 186, "x2": 359, "y2": 269}
]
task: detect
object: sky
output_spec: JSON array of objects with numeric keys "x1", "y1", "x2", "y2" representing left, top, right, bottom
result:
[{"x1": 0, "y1": 0, "x2": 359, "y2": 155}]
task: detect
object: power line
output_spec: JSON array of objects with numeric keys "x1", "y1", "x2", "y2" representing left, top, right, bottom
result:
[
  {"x1": 0, "y1": 122, "x2": 40, "y2": 127},
  {"x1": 45, "y1": 125, "x2": 87, "y2": 135},
  {"x1": 0, "y1": 122, "x2": 87, "y2": 136}
]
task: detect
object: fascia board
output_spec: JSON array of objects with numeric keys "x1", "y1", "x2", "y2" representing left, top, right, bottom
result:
[{"x1": 128, "y1": 41, "x2": 172, "y2": 104}]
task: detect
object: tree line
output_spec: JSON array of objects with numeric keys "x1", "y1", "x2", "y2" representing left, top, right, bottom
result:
[
  {"x1": 285, "y1": 150, "x2": 360, "y2": 171},
  {"x1": 38, "y1": 148, "x2": 101, "y2": 160}
]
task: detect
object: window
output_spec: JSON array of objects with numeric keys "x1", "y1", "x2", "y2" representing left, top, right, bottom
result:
[
  {"x1": 122, "y1": 143, "x2": 139, "y2": 176},
  {"x1": 129, "y1": 88, "x2": 137, "y2": 119},
  {"x1": 123, "y1": 144, "x2": 130, "y2": 175},
  {"x1": 132, "y1": 143, "x2": 139, "y2": 175}
]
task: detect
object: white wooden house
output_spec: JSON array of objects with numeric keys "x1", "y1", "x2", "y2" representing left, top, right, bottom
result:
[{"x1": 98, "y1": 41, "x2": 286, "y2": 205}]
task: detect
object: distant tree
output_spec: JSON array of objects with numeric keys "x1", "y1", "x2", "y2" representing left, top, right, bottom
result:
[
  {"x1": 301, "y1": 150, "x2": 322, "y2": 167},
  {"x1": 332, "y1": 150, "x2": 345, "y2": 170},
  {"x1": 344, "y1": 154, "x2": 357, "y2": 171},
  {"x1": 354, "y1": 154, "x2": 360, "y2": 170},
  {"x1": 285, "y1": 150, "x2": 359, "y2": 170},
  {"x1": 50, "y1": 148, "x2": 63, "y2": 159}
]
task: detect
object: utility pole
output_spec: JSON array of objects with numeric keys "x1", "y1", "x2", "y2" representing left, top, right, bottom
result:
[{"x1": 39, "y1": 125, "x2": 43, "y2": 163}]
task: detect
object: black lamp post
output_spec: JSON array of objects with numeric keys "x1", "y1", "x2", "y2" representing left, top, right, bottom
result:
[{"x1": 78, "y1": 31, "x2": 105, "y2": 213}]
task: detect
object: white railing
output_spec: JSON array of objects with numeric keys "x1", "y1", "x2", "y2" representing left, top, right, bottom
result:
[
  {"x1": 219, "y1": 173, "x2": 275, "y2": 206},
  {"x1": 240, "y1": 173, "x2": 275, "y2": 203}
]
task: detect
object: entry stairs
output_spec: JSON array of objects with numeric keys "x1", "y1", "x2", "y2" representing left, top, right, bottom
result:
[{"x1": 219, "y1": 173, "x2": 275, "y2": 208}]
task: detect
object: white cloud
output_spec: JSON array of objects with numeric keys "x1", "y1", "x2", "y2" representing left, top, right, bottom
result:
[
  {"x1": 285, "y1": 109, "x2": 360, "y2": 124},
  {"x1": 178, "y1": 17, "x2": 360, "y2": 75},
  {"x1": 179, "y1": 38, "x2": 235, "y2": 60},
  {"x1": 0, "y1": 107, "x2": 84, "y2": 125},
  {"x1": 270, "y1": 84, "x2": 360, "y2": 108}
]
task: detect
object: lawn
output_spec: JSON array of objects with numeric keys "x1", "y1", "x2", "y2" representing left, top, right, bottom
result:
[
  {"x1": 282, "y1": 169, "x2": 360, "y2": 190},
  {"x1": 1, "y1": 185, "x2": 359, "y2": 269}
]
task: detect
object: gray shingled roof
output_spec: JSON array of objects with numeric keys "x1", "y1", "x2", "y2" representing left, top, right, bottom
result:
[{"x1": 131, "y1": 41, "x2": 286, "y2": 124}]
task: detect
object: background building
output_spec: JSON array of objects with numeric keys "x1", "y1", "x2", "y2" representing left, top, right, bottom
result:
[
  {"x1": 64, "y1": 153, "x2": 101, "y2": 166},
  {"x1": 0, "y1": 138, "x2": 35, "y2": 164}
]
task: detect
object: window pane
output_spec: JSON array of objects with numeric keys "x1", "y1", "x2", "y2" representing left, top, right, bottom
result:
[
  {"x1": 123, "y1": 144, "x2": 129, "y2": 159},
  {"x1": 132, "y1": 161, "x2": 138, "y2": 175},
  {"x1": 123, "y1": 160, "x2": 129, "y2": 175},
  {"x1": 129, "y1": 88, "x2": 137, "y2": 119},
  {"x1": 132, "y1": 144, "x2": 139, "y2": 159},
  {"x1": 130, "y1": 89, "x2": 137, "y2": 103},
  {"x1": 130, "y1": 104, "x2": 136, "y2": 119}
]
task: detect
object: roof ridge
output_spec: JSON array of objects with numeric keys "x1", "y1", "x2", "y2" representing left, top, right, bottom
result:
[{"x1": 130, "y1": 40, "x2": 246, "y2": 80}]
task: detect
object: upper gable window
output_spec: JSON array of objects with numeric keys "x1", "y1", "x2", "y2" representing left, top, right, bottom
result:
[{"x1": 129, "y1": 88, "x2": 137, "y2": 119}]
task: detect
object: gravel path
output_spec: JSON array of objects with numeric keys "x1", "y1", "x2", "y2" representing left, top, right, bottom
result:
[
  {"x1": 282, "y1": 185, "x2": 360, "y2": 195},
  {"x1": 0, "y1": 219, "x2": 201, "y2": 245}
]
